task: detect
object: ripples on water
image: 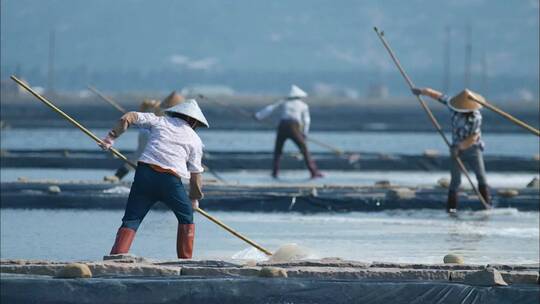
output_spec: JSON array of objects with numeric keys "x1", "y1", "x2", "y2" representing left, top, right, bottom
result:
[
  {"x1": 1, "y1": 209, "x2": 538, "y2": 264},
  {"x1": 1, "y1": 128, "x2": 538, "y2": 264},
  {"x1": 2, "y1": 128, "x2": 539, "y2": 156},
  {"x1": 1, "y1": 168, "x2": 538, "y2": 189}
]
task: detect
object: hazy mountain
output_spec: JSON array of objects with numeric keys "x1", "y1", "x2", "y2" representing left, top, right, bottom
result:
[{"x1": 1, "y1": 0, "x2": 538, "y2": 98}]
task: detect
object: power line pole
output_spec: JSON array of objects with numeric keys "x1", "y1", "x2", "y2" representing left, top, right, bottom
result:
[
  {"x1": 481, "y1": 51, "x2": 488, "y2": 94},
  {"x1": 443, "y1": 26, "x2": 451, "y2": 92},
  {"x1": 464, "y1": 24, "x2": 472, "y2": 88},
  {"x1": 47, "y1": 28, "x2": 56, "y2": 93}
]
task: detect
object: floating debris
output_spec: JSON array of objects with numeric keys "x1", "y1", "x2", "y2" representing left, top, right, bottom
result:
[
  {"x1": 103, "y1": 186, "x2": 131, "y2": 194},
  {"x1": 374, "y1": 180, "x2": 391, "y2": 188},
  {"x1": 423, "y1": 149, "x2": 439, "y2": 158},
  {"x1": 47, "y1": 185, "x2": 61, "y2": 194},
  {"x1": 437, "y1": 178, "x2": 450, "y2": 188},
  {"x1": 386, "y1": 188, "x2": 416, "y2": 200},
  {"x1": 497, "y1": 189, "x2": 519, "y2": 198}
]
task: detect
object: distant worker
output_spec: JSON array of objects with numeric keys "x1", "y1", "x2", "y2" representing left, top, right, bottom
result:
[
  {"x1": 254, "y1": 85, "x2": 323, "y2": 179},
  {"x1": 156, "y1": 90, "x2": 185, "y2": 116},
  {"x1": 412, "y1": 87, "x2": 491, "y2": 212},
  {"x1": 100, "y1": 99, "x2": 208, "y2": 259},
  {"x1": 104, "y1": 92, "x2": 184, "y2": 182}
]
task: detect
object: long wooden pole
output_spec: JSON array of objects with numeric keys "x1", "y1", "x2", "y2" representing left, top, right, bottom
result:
[
  {"x1": 373, "y1": 28, "x2": 490, "y2": 210},
  {"x1": 11, "y1": 75, "x2": 272, "y2": 256},
  {"x1": 197, "y1": 95, "x2": 351, "y2": 157},
  {"x1": 87, "y1": 85, "x2": 127, "y2": 113},
  {"x1": 467, "y1": 95, "x2": 540, "y2": 137}
]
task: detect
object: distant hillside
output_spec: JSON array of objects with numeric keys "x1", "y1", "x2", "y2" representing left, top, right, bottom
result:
[{"x1": 1, "y1": 0, "x2": 538, "y2": 98}]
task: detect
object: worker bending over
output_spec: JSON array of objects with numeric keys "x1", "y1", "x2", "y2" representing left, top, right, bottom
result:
[
  {"x1": 255, "y1": 85, "x2": 323, "y2": 179},
  {"x1": 100, "y1": 99, "x2": 208, "y2": 259}
]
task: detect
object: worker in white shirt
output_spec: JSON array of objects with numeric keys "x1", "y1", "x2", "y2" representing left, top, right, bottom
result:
[
  {"x1": 103, "y1": 92, "x2": 185, "y2": 182},
  {"x1": 100, "y1": 99, "x2": 208, "y2": 259},
  {"x1": 255, "y1": 85, "x2": 323, "y2": 179}
]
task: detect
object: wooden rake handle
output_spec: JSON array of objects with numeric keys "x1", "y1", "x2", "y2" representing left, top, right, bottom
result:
[
  {"x1": 11, "y1": 75, "x2": 272, "y2": 256},
  {"x1": 373, "y1": 28, "x2": 490, "y2": 210},
  {"x1": 467, "y1": 96, "x2": 540, "y2": 137}
]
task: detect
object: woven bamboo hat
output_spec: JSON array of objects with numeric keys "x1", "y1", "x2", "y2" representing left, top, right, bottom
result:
[
  {"x1": 139, "y1": 99, "x2": 161, "y2": 112},
  {"x1": 449, "y1": 89, "x2": 484, "y2": 113},
  {"x1": 161, "y1": 91, "x2": 185, "y2": 109}
]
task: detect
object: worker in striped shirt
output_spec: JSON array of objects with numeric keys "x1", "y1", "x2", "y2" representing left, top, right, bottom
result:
[{"x1": 412, "y1": 87, "x2": 491, "y2": 212}]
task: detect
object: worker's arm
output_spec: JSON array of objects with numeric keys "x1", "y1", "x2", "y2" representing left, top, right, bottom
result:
[
  {"x1": 254, "y1": 100, "x2": 284, "y2": 120},
  {"x1": 411, "y1": 87, "x2": 447, "y2": 105},
  {"x1": 187, "y1": 144, "x2": 205, "y2": 208},
  {"x1": 301, "y1": 104, "x2": 311, "y2": 136},
  {"x1": 100, "y1": 112, "x2": 160, "y2": 150},
  {"x1": 189, "y1": 172, "x2": 203, "y2": 209},
  {"x1": 99, "y1": 112, "x2": 138, "y2": 150}
]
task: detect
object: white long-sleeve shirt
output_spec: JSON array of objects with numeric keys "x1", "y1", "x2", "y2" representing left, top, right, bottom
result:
[
  {"x1": 255, "y1": 98, "x2": 311, "y2": 134},
  {"x1": 111, "y1": 112, "x2": 205, "y2": 179}
]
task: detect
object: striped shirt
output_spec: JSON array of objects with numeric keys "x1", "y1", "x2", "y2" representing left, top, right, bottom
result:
[{"x1": 439, "y1": 94, "x2": 484, "y2": 149}]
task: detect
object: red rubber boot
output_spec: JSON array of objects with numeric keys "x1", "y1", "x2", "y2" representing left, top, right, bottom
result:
[
  {"x1": 177, "y1": 224, "x2": 195, "y2": 259},
  {"x1": 110, "y1": 227, "x2": 136, "y2": 254}
]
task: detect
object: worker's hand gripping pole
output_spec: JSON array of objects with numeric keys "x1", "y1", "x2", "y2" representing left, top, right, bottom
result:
[{"x1": 372, "y1": 29, "x2": 490, "y2": 210}]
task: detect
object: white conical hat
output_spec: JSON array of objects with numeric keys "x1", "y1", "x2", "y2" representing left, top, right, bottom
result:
[
  {"x1": 164, "y1": 99, "x2": 209, "y2": 128},
  {"x1": 288, "y1": 85, "x2": 308, "y2": 98}
]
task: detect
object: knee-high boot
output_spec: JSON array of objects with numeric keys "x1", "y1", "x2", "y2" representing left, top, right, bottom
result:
[
  {"x1": 177, "y1": 224, "x2": 195, "y2": 259},
  {"x1": 447, "y1": 191, "x2": 458, "y2": 213},
  {"x1": 272, "y1": 156, "x2": 281, "y2": 178},
  {"x1": 110, "y1": 227, "x2": 136, "y2": 254},
  {"x1": 478, "y1": 185, "x2": 491, "y2": 205},
  {"x1": 307, "y1": 159, "x2": 323, "y2": 179}
]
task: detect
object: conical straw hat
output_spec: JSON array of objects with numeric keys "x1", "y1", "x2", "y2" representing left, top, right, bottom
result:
[
  {"x1": 449, "y1": 89, "x2": 484, "y2": 113},
  {"x1": 161, "y1": 91, "x2": 185, "y2": 109},
  {"x1": 139, "y1": 99, "x2": 161, "y2": 112},
  {"x1": 164, "y1": 99, "x2": 209, "y2": 128}
]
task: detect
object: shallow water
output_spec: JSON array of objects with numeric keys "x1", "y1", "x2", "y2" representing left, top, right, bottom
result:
[
  {"x1": 2, "y1": 168, "x2": 538, "y2": 189},
  {"x1": 1, "y1": 128, "x2": 538, "y2": 265},
  {"x1": 2, "y1": 128, "x2": 538, "y2": 157},
  {"x1": 1, "y1": 209, "x2": 538, "y2": 264}
]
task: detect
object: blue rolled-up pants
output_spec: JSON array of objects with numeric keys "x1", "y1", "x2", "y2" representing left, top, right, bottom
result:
[
  {"x1": 120, "y1": 162, "x2": 193, "y2": 231},
  {"x1": 449, "y1": 145, "x2": 488, "y2": 192}
]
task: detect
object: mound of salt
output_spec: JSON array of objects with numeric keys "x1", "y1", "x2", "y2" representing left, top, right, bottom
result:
[{"x1": 269, "y1": 243, "x2": 312, "y2": 263}]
